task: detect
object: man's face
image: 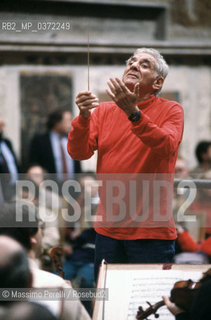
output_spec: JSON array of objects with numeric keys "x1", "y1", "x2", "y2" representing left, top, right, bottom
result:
[
  {"x1": 122, "y1": 53, "x2": 159, "y2": 95},
  {"x1": 205, "y1": 146, "x2": 211, "y2": 163},
  {"x1": 27, "y1": 166, "x2": 44, "y2": 185},
  {"x1": 56, "y1": 111, "x2": 72, "y2": 135},
  {"x1": 175, "y1": 159, "x2": 189, "y2": 178}
]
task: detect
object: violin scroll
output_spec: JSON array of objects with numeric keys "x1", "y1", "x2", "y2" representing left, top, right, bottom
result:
[
  {"x1": 136, "y1": 300, "x2": 165, "y2": 319},
  {"x1": 49, "y1": 246, "x2": 65, "y2": 279}
]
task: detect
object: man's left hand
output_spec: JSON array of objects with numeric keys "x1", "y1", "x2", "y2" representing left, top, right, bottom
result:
[
  {"x1": 162, "y1": 296, "x2": 185, "y2": 316},
  {"x1": 106, "y1": 78, "x2": 140, "y2": 116}
]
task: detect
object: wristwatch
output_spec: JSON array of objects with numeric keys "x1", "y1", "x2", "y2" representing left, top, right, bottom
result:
[{"x1": 128, "y1": 110, "x2": 141, "y2": 122}]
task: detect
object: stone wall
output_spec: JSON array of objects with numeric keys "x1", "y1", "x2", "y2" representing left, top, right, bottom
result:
[{"x1": 1, "y1": 63, "x2": 210, "y2": 170}]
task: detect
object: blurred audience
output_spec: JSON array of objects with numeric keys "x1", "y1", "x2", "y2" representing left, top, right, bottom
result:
[
  {"x1": 173, "y1": 156, "x2": 211, "y2": 264},
  {"x1": 62, "y1": 172, "x2": 99, "y2": 315},
  {"x1": 0, "y1": 235, "x2": 60, "y2": 320},
  {"x1": 0, "y1": 201, "x2": 91, "y2": 320}
]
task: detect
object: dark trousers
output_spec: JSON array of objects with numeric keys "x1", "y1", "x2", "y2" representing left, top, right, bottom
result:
[{"x1": 94, "y1": 233, "x2": 175, "y2": 281}]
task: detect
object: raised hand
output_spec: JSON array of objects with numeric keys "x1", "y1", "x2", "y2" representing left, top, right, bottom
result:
[
  {"x1": 106, "y1": 77, "x2": 140, "y2": 116},
  {"x1": 75, "y1": 91, "x2": 99, "y2": 119}
]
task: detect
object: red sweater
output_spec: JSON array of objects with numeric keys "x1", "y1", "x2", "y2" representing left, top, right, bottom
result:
[{"x1": 68, "y1": 96, "x2": 184, "y2": 240}]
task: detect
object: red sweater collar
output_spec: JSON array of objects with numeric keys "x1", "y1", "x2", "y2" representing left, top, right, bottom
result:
[{"x1": 137, "y1": 95, "x2": 157, "y2": 110}]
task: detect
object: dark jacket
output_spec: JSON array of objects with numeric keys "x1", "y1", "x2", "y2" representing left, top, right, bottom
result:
[
  {"x1": 0, "y1": 138, "x2": 19, "y2": 200},
  {"x1": 0, "y1": 138, "x2": 19, "y2": 174},
  {"x1": 29, "y1": 132, "x2": 81, "y2": 174}
]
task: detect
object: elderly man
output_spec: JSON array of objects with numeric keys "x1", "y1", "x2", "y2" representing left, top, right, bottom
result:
[{"x1": 68, "y1": 48, "x2": 184, "y2": 278}]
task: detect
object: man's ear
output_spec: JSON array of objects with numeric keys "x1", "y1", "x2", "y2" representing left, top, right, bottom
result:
[{"x1": 153, "y1": 77, "x2": 164, "y2": 90}]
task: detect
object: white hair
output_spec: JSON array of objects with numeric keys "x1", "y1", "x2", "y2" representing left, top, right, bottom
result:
[{"x1": 128, "y1": 48, "x2": 169, "y2": 96}]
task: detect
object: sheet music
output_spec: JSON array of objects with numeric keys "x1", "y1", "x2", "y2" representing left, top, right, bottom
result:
[
  {"x1": 127, "y1": 270, "x2": 201, "y2": 320},
  {"x1": 99, "y1": 269, "x2": 202, "y2": 320}
]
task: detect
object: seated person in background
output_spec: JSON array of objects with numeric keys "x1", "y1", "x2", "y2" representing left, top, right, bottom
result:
[
  {"x1": 175, "y1": 224, "x2": 198, "y2": 253},
  {"x1": 26, "y1": 164, "x2": 62, "y2": 214},
  {"x1": 175, "y1": 223, "x2": 211, "y2": 263},
  {"x1": 16, "y1": 181, "x2": 60, "y2": 250},
  {"x1": 63, "y1": 228, "x2": 96, "y2": 316},
  {"x1": 0, "y1": 235, "x2": 32, "y2": 317},
  {"x1": 63, "y1": 228, "x2": 96, "y2": 288},
  {"x1": 190, "y1": 140, "x2": 211, "y2": 178},
  {"x1": 174, "y1": 156, "x2": 190, "y2": 180},
  {"x1": 72, "y1": 172, "x2": 99, "y2": 234},
  {"x1": 0, "y1": 201, "x2": 91, "y2": 320},
  {"x1": 0, "y1": 235, "x2": 31, "y2": 289},
  {"x1": 4, "y1": 302, "x2": 60, "y2": 320},
  {"x1": 174, "y1": 224, "x2": 209, "y2": 264},
  {"x1": 4, "y1": 302, "x2": 59, "y2": 320},
  {"x1": 62, "y1": 172, "x2": 99, "y2": 315},
  {"x1": 189, "y1": 170, "x2": 211, "y2": 237},
  {"x1": 174, "y1": 160, "x2": 211, "y2": 263},
  {"x1": 173, "y1": 156, "x2": 190, "y2": 224},
  {"x1": 0, "y1": 236, "x2": 57, "y2": 320}
]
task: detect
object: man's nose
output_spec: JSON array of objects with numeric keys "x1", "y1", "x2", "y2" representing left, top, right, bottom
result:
[{"x1": 130, "y1": 61, "x2": 139, "y2": 70}]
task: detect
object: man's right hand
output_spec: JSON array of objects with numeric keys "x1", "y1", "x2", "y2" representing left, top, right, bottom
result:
[{"x1": 75, "y1": 91, "x2": 99, "y2": 119}]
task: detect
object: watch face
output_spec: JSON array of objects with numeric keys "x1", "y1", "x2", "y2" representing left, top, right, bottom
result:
[{"x1": 129, "y1": 111, "x2": 141, "y2": 122}]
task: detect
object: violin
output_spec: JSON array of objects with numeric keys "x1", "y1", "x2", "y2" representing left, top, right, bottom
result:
[
  {"x1": 49, "y1": 246, "x2": 65, "y2": 279},
  {"x1": 136, "y1": 268, "x2": 211, "y2": 320}
]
